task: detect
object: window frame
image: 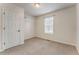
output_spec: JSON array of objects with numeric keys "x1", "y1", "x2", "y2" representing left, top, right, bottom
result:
[{"x1": 44, "y1": 16, "x2": 54, "y2": 34}]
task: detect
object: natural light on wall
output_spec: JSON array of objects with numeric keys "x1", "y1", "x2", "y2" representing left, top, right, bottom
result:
[{"x1": 44, "y1": 16, "x2": 54, "y2": 34}]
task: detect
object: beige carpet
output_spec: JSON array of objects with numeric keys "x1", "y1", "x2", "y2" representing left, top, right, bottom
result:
[{"x1": 0, "y1": 37, "x2": 78, "y2": 55}]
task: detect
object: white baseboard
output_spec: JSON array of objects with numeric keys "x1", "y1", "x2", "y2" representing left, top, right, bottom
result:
[
  {"x1": 36, "y1": 36, "x2": 76, "y2": 46},
  {"x1": 0, "y1": 49, "x2": 5, "y2": 52},
  {"x1": 76, "y1": 46, "x2": 79, "y2": 53},
  {"x1": 24, "y1": 35, "x2": 35, "y2": 40},
  {"x1": 24, "y1": 35, "x2": 75, "y2": 46},
  {"x1": 51, "y1": 39, "x2": 75, "y2": 46},
  {"x1": 0, "y1": 41, "x2": 24, "y2": 52}
]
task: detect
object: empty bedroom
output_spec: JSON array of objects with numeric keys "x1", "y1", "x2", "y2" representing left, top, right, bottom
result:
[{"x1": 0, "y1": 3, "x2": 79, "y2": 55}]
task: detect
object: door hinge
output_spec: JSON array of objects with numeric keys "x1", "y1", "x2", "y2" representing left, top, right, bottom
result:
[
  {"x1": 3, "y1": 27, "x2": 5, "y2": 30},
  {"x1": 4, "y1": 42, "x2": 5, "y2": 46},
  {"x1": 18, "y1": 30, "x2": 20, "y2": 32},
  {"x1": 3, "y1": 12, "x2": 5, "y2": 15}
]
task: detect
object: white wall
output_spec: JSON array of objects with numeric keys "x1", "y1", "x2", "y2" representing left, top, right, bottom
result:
[
  {"x1": 35, "y1": 5, "x2": 76, "y2": 46},
  {"x1": 24, "y1": 14, "x2": 35, "y2": 40},
  {"x1": 76, "y1": 4, "x2": 79, "y2": 53},
  {"x1": 0, "y1": 8, "x2": 2, "y2": 51}
]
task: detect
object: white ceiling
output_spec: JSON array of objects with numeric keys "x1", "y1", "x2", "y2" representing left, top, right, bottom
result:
[{"x1": 15, "y1": 3, "x2": 75, "y2": 16}]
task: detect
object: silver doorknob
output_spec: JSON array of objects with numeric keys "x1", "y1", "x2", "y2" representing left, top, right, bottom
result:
[
  {"x1": 18, "y1": 30, "x2": 20, "y2": 32},
  {"x1": 3, "y1": 27, "x2": 5, "y2": 30}
]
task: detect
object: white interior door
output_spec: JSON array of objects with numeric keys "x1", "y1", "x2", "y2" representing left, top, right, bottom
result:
[
  {"x1": 3, "y1": 7, "x2": 15, "y2": 49},
  {"x1": 0, "y1": 7, "x2": 2, "y2": 51},
  {"x1": 2, "y1": 6, "x2": 24, "y2": 49},
  {"x1": 14, "y1": 7, "x2": 24, "y2": 44}
]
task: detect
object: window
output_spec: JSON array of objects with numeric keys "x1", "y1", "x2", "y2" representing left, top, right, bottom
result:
[{"x1": 44, "y1": 16, "x2": 53, "y2": 34}]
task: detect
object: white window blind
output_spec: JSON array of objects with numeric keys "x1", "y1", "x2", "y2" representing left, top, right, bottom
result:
[{"x1": 44, "y1": 16, "x2": 53, "y2": 34}]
